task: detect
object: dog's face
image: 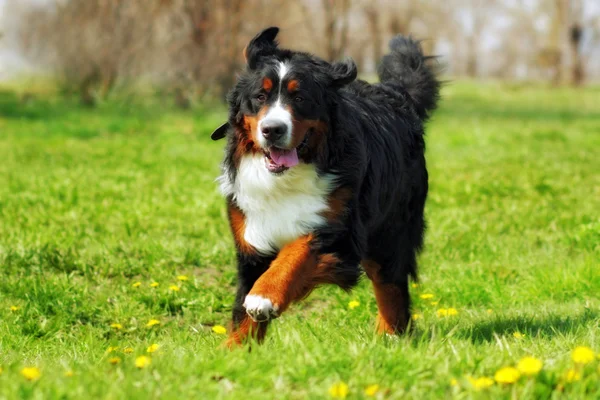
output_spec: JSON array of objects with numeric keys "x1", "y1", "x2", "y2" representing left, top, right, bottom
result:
[{"x1": 212, "y1": 27, "x2": 357, "y2": 175}]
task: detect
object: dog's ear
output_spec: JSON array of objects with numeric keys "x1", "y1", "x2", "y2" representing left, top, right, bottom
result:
[
  {"x1": 330, "y1": 58, "x2": 357, "y2": 87},
  {"x1": 244, "y1": 27, "x2": 280, "y2": 69},
  {"x1": 210, "y1": 122, "x2": 229, "y2": 141}
]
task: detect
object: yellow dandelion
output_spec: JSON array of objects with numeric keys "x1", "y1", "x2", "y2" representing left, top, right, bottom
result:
[
  {"x1": 419, "y1": 293, "x2": 434, "y2": 300},
  {"x1": 146, "y1": 319, "x2": 160, "y2": 328},
  {"x1": 107, "y1": 346, "x2": 119, "y2": 353},
  {"x1": 517, "y1": 356, "x2": 543, "y2": 376},
  {"x1": 135, "y1": 356, "x2": 151, "y2": 369},
  {"x1": 212, "y1": 325, "x2": 227, "y2": 335},
  {"x1": 412, "y1": 313, "x2": 422, "y2": 321},
  {"x1": 64, "y1": 370, "x2": 74, "y2": 377},
  {"x1": 494, "y1": 367, "x2": 521, "y2": 384},
  {"x1": 132, "y1": 282, "x2": 141, "y2": 288},
  {"x1": 564, "y1": 368, "x2": 581, "y2": 383},
  {"x1": 572, "y1": 346, "x2": 595, "y2": 365},
  {"x1": 177, "y1": 275, "x2": 189, "y2": 281},
  {"x1": 411, "y1": 283, "x2": 419, "y2": 288},
  {"x1": 109, "y1": 357, "x2": 121, "y2": 365},
  {"x1": 10, "y1": 305, "x2": 19, "y2": 312},
  {"x1": 110, "y1": 323, "x2": 123, "y2": 330},
  {"x1": 0, "y1": 367, "x2": 3, "y2": 375},
  {"x1": 436, "y1": 308, "x2": 457, "y2": 317},
  {"x1": 150, "y1": 282, "x2": 159, "y2": 288},
  {"x1": 513, "y1": 332, "x2": 525, "y2": 339},
  {"x1": 20, "y1": 367, "x2": 41, "y2": 381},
  {"x1": 486, "y1": 309, "x2": 493, "y2": 314},
  {"x1": 364, "y1": 384, "x2": 379, "y2": 396},
  {"x1": 146, "y1": 344, "x2": 159, "y2": 353},
  {"x1": 447, "y1": 307, "x2": 458, "y2": 316},
  {"x1": 450, "y1": 378, "x2": 458, "y2": 387},
  {"x1": 468, "y1": 376, "x2": 494, "y2": 390},
  {"x1": 348, "y1": 300, "x2": 360, "y2": 309},
  {"x1": 168, "y1": 285, "x2": 180, "y2": 292},
  {"x1": 430, "y1": 301, "x2": 440, "y2": 306},
  {"x1": 123, "y1": 347, "x2": 134, "y2": 354},
  {"x1": 328, "y1": 382, "x2": 349, "y2": 398}
]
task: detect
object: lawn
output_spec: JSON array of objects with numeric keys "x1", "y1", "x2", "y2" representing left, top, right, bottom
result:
[{"x1": 0, "y1": 82, "x2": 599, "y2": 399}]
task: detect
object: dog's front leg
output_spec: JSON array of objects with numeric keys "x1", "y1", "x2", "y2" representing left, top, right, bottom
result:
[{"x1": 243, "y1": 235, "x2": 317, "y2": 322}]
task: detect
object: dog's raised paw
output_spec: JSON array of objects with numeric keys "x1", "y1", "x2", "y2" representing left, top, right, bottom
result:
[{"x1": 243, "y1": 295, "x2": 279, "y2": 322}]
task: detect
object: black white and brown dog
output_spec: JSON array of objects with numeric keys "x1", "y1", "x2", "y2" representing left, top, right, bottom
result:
[{"x1": 211, "y1": 27, "x2": 440, "y2": 347}]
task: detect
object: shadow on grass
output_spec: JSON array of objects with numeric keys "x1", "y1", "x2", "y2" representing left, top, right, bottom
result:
[{"x1": 453, "y1": 308, "x2": 599, "y2": 344}]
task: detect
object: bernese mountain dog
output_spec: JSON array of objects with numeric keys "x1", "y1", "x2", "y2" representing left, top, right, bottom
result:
[{"x1": 211, "y1": 27, "x2": 440, "y2": 347}]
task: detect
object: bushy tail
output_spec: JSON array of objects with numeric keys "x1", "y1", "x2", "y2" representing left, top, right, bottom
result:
[{"x1": 378, "y1": 36, "x2": 441, "y2": 121}]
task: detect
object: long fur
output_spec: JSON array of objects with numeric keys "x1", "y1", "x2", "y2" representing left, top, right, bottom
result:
[{"x1": 217, "y1": 27, "x2": 441, "y2": 337}]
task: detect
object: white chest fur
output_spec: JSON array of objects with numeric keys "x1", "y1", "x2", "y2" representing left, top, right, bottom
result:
[{"x1": 220, "y1": 154, "x2": 335, "y2": 254}]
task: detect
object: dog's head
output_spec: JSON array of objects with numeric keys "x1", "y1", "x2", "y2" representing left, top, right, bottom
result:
[{"x1": 212, "y1": 27, "x2": 357, "y2": 174}]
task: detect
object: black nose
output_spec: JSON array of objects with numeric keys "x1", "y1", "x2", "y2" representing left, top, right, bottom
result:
[{"x1": 261, "y1": 121, "x2": 287, "y2": 141}]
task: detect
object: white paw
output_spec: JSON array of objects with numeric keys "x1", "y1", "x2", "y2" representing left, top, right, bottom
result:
[{"x1": 243, "y1": 295, "x2": 279, "y2": 322}]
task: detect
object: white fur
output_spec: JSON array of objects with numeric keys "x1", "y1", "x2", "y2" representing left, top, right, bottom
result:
[
  {"x1": 220, "y1": 154, "x2": 335, "y2": 255},
  {"x1": 243, "y1": 294, "x2": 278, "y2": 321},
  {"x1": 277, "y1": 61, "x2": 289, "y2": 82},
  {"x1": 257, "y1": 100, "x2": 293, "y2": 148}
]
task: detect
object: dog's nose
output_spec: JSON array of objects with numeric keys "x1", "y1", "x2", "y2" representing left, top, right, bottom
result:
[{"x1": 261, "y1": 121, "x2": 287, "y2": 141}]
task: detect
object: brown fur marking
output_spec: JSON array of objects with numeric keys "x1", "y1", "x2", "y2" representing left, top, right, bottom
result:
[
  {"x1": 262, "y1": 77, "x2": 273, "y2": 92},
  {"x1": 287, "y1": 79, "x2": 299, "y2": 92},
  {"x1": 363, "y1": 259, "x2": 409, "y2": 334},
  {"x1": 228, "y1": 205, "x2": 255, "y2": 254},
  {"x1": 225, "y1": 317, "x2": 268, "y2": 349},
  {"x1": 323, "y1": 187, "x2": 352, "y2": 222}
]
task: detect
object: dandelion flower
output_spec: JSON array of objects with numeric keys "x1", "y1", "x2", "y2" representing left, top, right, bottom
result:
[
  {"x1": 10, "y1": 305, "x2": 19, "y2": 312},
  {"x1": 123, "y1": 347, "x2": 134, "y2": 354},
  {"x1": 132, "y1": 282, "x2": 141, "y2": 288},
  {"x1": 412, "y1": 313, "x2": 422, "y2": 321},
  {"x1": 517, "y1": 356, "x2": 543, "y2": 376},
  {"x1": 169, "y1": 285, "x2": 180, "y2": 292},
  {"x1": 436, "y1": 309, "x2": 448, "y2": 317},
  {"x1": 135, "y1": 356, "x2": 151, "y2": 369},
  {"x1": 430, "y1": 301, "x2": 440, "y2": 306},
  {"x1": 107, "y1": 346, "x2": 119, "y2": 353},
  {"x1": 364, "y1": 384, "x2": 379, "y2": 396},
  {"x1": 110, "y1": 323, "x2": 123, "y2": 330},
  {"x1": 212, "y1": 325, "x2": 227, "y2": 335},
  {"x1": 177, "y1": 275, "x2": 189, "y2": 281},
  {"x1": 420, "y1": 293, "x2": 434, "y2": 300},
  {"x1": 513, "y1": 332, "x2": 525, "y2": 339},
  {"x1": 147, "y1": 344, "x2": 159, "y2": 353},
  {"x1": 328, "y1": 382, "x2": 349, "y2": 398},
  {"x1": 494, "y1": 367, "x2": 521, "y2": 384},
  {"x1": 64, "y1": 370, "x2": 74, "y2": 377},
  {"x1": 411, "y1": 283, "x2": 419, "y2": 289},
  {"x1": 450, "y1": 378, "x2": 458, "y2": 387},
  {"x1": 572, "y1": 346, "x2": 595, "y2": 365},
  {"x1": 468, "y1": 376, "x2": 494, "y2": 390},
  {"x1": 486, "y1": 309, "x2": 493, "y2": 314},
  {"x1": 109, "y1": 357, "x2": 121, "y2": 365},
  {"x1": 146, "y1": 319, "x2": 160, "y2": 328},
  {"x1": 564, "y1": 369, "x2": 581, "y2": 383},
  {"x1": 348, "y1": 300, "x2": 360, "y2": 309},
  {"x1": 150, "y1": 282, "x2": 159, "y2": 288},
  {"x1": 21, "y1": 367, "x2": 41, "y2": 381}
]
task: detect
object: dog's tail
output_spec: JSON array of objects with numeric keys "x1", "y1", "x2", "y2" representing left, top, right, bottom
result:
[{"x1": 377, "y1": 36, "x2": 441, "y2": 121}]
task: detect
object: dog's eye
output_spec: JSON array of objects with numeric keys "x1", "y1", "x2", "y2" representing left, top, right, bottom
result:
[
  {"x1": 294, "y1": 96, "x2": 304, "y2": 103},
  {"x1": 256, "y1": 94, "x2": 267, "y2": 102}
]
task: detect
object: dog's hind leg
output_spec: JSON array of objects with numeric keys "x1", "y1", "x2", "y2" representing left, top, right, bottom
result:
[{"x1": 363, "y1": 259, "x2": 411, "y2": 334}]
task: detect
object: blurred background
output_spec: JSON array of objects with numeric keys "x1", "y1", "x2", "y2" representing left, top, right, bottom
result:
[{"x1": 1, "y1": 0, "x2": 599, "y2": 106}]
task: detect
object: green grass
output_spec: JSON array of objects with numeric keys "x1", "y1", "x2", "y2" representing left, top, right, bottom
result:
[{"x1": 0, "y1": 81, "x2": 599, "y2": 399}]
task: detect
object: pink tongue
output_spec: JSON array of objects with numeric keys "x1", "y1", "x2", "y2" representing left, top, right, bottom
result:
[{"x1": 270, "y1": 148, "x2": 299, "y2": 168}]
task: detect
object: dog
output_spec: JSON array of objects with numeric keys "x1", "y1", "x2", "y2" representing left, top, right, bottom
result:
[{"x1": 211, "y1": 27, "x2": 440, "y2": 347}]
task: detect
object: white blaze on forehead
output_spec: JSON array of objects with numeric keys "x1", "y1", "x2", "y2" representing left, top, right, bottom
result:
[{"x1": 257, "y1": 61, "x2": 293, "y2": 148}]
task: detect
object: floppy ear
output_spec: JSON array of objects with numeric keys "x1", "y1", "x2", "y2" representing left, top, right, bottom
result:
[
  {"x1": 330, "y1": 58, "x2": 358, "y2": 86},
  {"x1": 210, "y1": 122, "x2": 229, "y2": 141},
  {"x1": 243, "y1": 27, "x2": 279, "y2": 69}
]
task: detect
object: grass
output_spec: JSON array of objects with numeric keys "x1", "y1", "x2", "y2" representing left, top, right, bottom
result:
[{"x1": 0, "y1": 81, "x2": 599, "y2": 399}]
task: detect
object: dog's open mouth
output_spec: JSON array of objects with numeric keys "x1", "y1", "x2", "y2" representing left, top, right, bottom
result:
[{"x1": 263, "y1": 133, "x2": 310, "y2": 174}]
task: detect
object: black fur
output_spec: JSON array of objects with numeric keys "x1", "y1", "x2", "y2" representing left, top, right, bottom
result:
[{"x1": 219, "y1": 27, "x2": 440, "y2": 332}]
